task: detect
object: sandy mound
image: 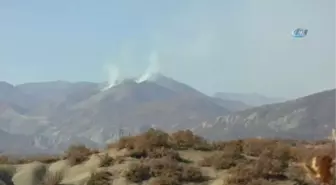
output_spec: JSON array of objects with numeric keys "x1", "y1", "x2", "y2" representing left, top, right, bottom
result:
[
  {"x1": 0, "y1": 130, "x2": 334, "y2": 185},
  {"x1": 12, "y1": 162, "x2": 46, "y2": 185}
]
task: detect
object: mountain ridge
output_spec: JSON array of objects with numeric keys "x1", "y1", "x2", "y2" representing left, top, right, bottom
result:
[
  {"x1": 0, "y1": 75, "x2": 235, "y2": 154},
  {"x1": 214, "y1": 92, "x2": 285, "y2": 107},
  {"x1": 196, "y1": 88, "x2": 336, "y2": 140}
]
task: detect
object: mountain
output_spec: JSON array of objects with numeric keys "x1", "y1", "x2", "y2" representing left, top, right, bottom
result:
[
  {"x1": 211, "y1": 97, "x2": 251, "y2": 111},
  {"x1": 0, "y1": 129, "x2": 50, "y2": 155},
  {"x1": 47, "y1": 79, "x2": 230, "y2": 144},
  {"x1": 0, "y1": 81, "x2": 38, "y2": 111},
  {"x1": 196, "y1": 89, "x2": 336, "y2": 140},
  {"x1": 214, "y1": 92, "x2": 285, "y2": 107},
  {"x1": 148, "y1": 74, "x2": 249, "y2": 111},
  {"x1": 17, "y1": 81, "x2": 101, "y2": 115},
  {"x1": 0, "y1": 75, "x2": 237, "y2": 153}
]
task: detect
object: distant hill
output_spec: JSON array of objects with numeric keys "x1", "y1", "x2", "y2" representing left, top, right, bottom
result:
[
  {"x1": 214, "y1": 92, "x2": 285, "y2": 107},
  {"x1": 0, "y1": 81, "x2": 38, "y2": 111},
  {"x1": 48, "y1": 78, "x2": 230, "y2": 145},
  {"x1": 148, "y1": 74, "x2": 249, "y2": 111},
  {"x1": 196, "y1": 89, "x2": 336, "y2": 140}
]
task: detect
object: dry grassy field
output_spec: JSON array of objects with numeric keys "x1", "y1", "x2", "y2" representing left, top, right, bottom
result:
[{"x1": 0, "y1": 129, "x2": 335, "y2": 185}]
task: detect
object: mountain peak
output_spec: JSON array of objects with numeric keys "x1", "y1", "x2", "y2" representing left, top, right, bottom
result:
[{"x1": 0, "y1": 81, "x2": 14, "y2": 89}]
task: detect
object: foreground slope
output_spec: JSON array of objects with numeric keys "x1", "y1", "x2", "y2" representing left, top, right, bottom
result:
[
  {"x1": 0, "y1": 129, "x2": 334, "y2": 185},
  {"x1": 196, "y1": 89, "x2": 336, "y2": 140}
]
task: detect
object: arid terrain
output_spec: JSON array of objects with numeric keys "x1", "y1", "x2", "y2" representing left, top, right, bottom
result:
[{"x1": 0, "y1": 129, "x2": 334, "y2": 185}]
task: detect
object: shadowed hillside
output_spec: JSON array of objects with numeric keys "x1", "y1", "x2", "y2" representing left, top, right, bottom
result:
[
  {"x1": 214, "y1": 92, "x2": 285, "y2": 107},
  {"x1": 196, "y1": 89, "x2": 336, "y2": 141}
]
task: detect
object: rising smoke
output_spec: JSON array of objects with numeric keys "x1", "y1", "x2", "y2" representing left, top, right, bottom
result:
[
  {"x1": 136, "y1": 51, "x2": 160, "y2": 83},
  {"x1": 101, "y1": 64, "x2": 121, "y2": 91},
  {"x1": 101, "y1": 51, "x2": 161, "y2": 91}
]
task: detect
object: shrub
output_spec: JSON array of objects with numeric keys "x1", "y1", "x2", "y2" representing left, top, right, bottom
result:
[
  {"x1": 129, "y1": 147, "x2": 186, "y2": 163},
  {"x1": 312, "y1": 139, "x2": 331, "y2": 145},
  {"x1": 242, "y1": 138, "x2": 278, "y2": 157},
  {"x1": 212, "y1": 140, "x2": 243, "y2": 154},
  {"x1": 199, "y1": 151, "x2": 244, "y2": 170},
  {"x1": 64, "y1": 144, "x2": 93, "y2": 166},
  {"x1": 226, "y1": 164, "x2": 258, "y2": 185},
  {"x1": 113, "y1": 129, "x2": 213, "y2": 152},
  {"x1": 147, "y1": 157, "x2": 208, "y2": 183},
  {"x1": 112, "y1": 136, "x2": 135, "y2": 150},
  {"x1": 136, "y1": 128, "x2": 170, "y2": 150},
  {"x1": 227, "y1": 149, "x2": 289, "y2": 184},
  {"x1": 98, "y1": 154, "x2": 114, "y2": 167},
  {"x1": 113, "y1": 156, "x2": 125, "y2": 164},
  {"x1": 147, "y1": 157, "x2": 180, "y2": 179},
  {"x1": 246, "y1": 179, "x2": 273, "y2": 185},
  {"x1": 254, "y1": 150, "x2": 288, "y2": 179},
  {"x1": 290, "y1": 146, "x2": 312, "y2": 162},
  {"x1": 87, "y1": 171, "x2": 113, "y2": 185},
  {"x1": 124, "y1": 163, "x2": 151, "y2": 183},
  {"x1": 0, "y1": 156, "x2": 12, "y2": 164},
  {"x1": 39, "y1": 172, "x2": 63, "y2": 185},
  {"x1": 270, "y1": 143, "x2": 291, "y2": 162},
  {"x1": 169, "y1": 130, "x2": 212, "y2": 150},
  {"x1": 120, "y1": 131, "x2": 189, "y2": 163},
  {"x1": 113, "y1": 128, "x2": 170, "y2": 153},
  {"x1": 286, "y1": 165, "x2": 311, "y2": 185},
  {"x1": 149, "y1": 177, "x2": 180, "y2": 185},
  {"x1": 180, "y1": 164, "x2": 207, "y2": 182},
  {"x1": 16, "y1": 155, "x2": 61, "y2": 164}
]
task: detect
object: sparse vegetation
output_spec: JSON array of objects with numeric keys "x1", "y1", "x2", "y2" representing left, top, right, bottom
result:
[
  {"x1": 149, "y1": 176, "x2": 180, "y2": 185},
  {"x1": 17, "y1": 155, "x2": 61, "y2": 164},
  {"x1": 0, "y1": 156, "x2": 12, "y2": 164},
  {"x1": 64, "y1": 144, "x2": 95, "y2": 166},
  {"x1": 98, "y1": 154, "x2": 114, "y2": 167},
  {"x1": 212, "y1": 139, "x2": 243, "y2": 153},
  {"x1": 199, "y1": 151, "x2": 245, "y2": 170},
  {"x1": 124, "y1": 163, "x2": 151, "y2": 183},
  {"x1": 0, "y1": 154, "x2": 60, "y2": 165},
  {"x1": 87, "y1": 171, "x2": 113, "y2": 185},
  {"x1": 169, "y1": 130, "x2": 212, "y2": 151},
  {"x1": 111, "y1": 128, "x2": 212, "y2": 153},
  {"x1": 0, "y1": 129, "x2": 335, "y2": 185},
  {"x1": 39, "y1": 172, "x2": 63, "y2": 185},
  {"x1": 242, "y1": 138, "x2": 277, "y2": 157},
  {"x1": 147, "y1": 157, "x2": 208, "y2": 183},
  {"x1": 124, "y1": 156, "x2": 208, "y2": 184}
]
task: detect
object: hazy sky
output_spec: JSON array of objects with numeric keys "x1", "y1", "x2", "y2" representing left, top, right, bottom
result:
[{"x1": 0, "y1": 0, "x2": 335, "y2": 99}]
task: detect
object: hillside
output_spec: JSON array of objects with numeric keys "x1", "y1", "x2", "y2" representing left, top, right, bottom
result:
[
  {"x1": 0, "y1": 75, "x2": 237, "y2": 153},
  {"x1": 46, "y1": 79, "x2": 229, "y2": 145},
  {"x1": 144, "y1": 74, "x2": 249, "y2": 111},
  {"x1": 0, "y1": 129, "x2": 334, "y2": 185},
  {"x1": 214, "y1": 92, "x2": 285, "y2": 107},
  {"x1": 196, "y1": 89, "x2": 336, "y2": 140}
]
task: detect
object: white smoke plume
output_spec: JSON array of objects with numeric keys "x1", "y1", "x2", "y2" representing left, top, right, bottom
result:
[
  {"x1": 136, "y1": 51, "x2": 160, "y2": 83},
  {"x1": 101, "y1": 64, "x2": 121, "y2": 91}
]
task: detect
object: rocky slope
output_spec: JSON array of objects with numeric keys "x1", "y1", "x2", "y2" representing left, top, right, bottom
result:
[
  {"x1": 196, "y1": 89, "x2": 336, "y2": 140},
  {"x1": 0, "y1": 75, "x2": 241, "y2": 154},
  {"x1": 213, "y1": 92, "x2": 285, "y2": 107}
]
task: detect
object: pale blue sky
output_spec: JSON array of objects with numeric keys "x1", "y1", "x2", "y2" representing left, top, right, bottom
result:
[{"x1": 0, "y1": 0, "x2": 335, "y2": 99}]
